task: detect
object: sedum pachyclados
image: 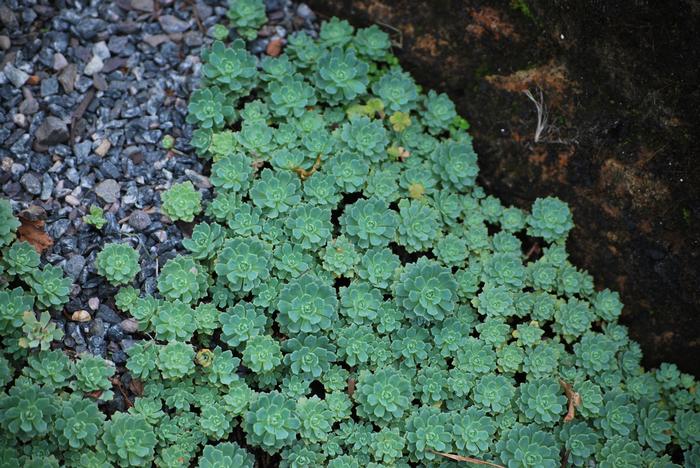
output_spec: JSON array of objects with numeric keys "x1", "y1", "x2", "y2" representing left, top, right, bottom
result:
[{"x1": 0, "y1": 12, "x2": 696, "y2": 468}]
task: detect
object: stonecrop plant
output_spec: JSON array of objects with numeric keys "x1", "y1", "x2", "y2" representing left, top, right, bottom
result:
[{"x1": 0, "y1": 5, "x2": 698, "y2": 468}]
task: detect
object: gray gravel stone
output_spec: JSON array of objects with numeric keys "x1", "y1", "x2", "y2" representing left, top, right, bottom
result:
[
  {"x1": 40, "y1": 173, "x2": 54, "y2": 200},
  {"x1": 64, "y1": 255, "x2": 86, "y2": 278},
  {"x1": 0, "y1": 6, "x2": 18, "y2": 30},
  {"x1": 94, "y1": 178, "x2": 120, "y2": 203},
  {"x1": 49, "y1": 218, "x2": 71, "y2": 238},
  {"x1": 40, "y1": 77, "x2": 59, "y2": 96},
  {"x1": 53, "y1": 53, "x2": 68, "y2": 71},
  {"x1": 84, "y1": 55, "x2": 104, "y2": 75},
  {"x1": 74, "y1": 141, "x2": 92, "y2": 160},
  {"x1": 19, "y1": 95, "x2": 39, "y2": 114},
  {"x1": 0, "y1": 35, "x2": 9, "y2": 51},
  {"x1": 75, "y1": 18, "x2": 106, "y2": 40},
  {"x1": 297, "y1": 3, "x2": 314, "y2": 19},
  {"x1": 58, "y1": 64, "x2": 77, "y2": 93},
  {"x1": 20, "y1": 173, "x2": 41, "y2": 194},
  {"x1": 119, "y1": 318, "x2": 139, "y2": 333},
  {"x1": 96, "y1": 305, "x2": 121, "y2": 324},
  {"x1": 131, "y1": 0, "x2": 155, "y2": 12},
  {"x1": 35, "y1": 116, "x2": 69, "y2": 148},
  {"x1": 129, "y1": 209, "x2": 152, "y2": 231},
  {"x1": 158, "y1": 15, "x2": 190, "y2": 33},
  {"x1": 3, "y1": 64, "x2": 29, "y2": 88},
  {"x1": 93, "y1": 41, "x2": 111, "y2": 60}
]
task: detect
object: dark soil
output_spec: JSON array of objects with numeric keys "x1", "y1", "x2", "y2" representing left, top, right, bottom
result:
[{"x1": 307, "y1": 0, "x2": 700, "y2": 375}]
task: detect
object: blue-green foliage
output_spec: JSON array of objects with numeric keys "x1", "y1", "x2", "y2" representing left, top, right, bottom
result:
[{"x1": 0, "y1": 14, "x2": 695, "y2": 468}]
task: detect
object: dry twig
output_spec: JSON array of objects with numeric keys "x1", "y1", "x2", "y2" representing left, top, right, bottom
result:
[
  {"x1": 559, "y1": 378, "x2": 582, "y2": 422},
  {"x1": 431, "y1": 450, "x2": 506, "y2": 467}
]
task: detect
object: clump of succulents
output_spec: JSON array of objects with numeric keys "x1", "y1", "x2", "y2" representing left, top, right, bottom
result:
[
  {"x1": 95, "y1": 242, "x2": 141, "y2": 286},
  {"x1": 0, "y1": 13, "x2": 697, "y2": 468},
  {"x1": 160, "y1": 181, "x2": 203, "y2": 222},
  {"x1": 227, "y1": 0, "x2": 266, "y2": 40},
  {"x1": 82, "y1": 205, "x2": 107, "y2": 229},
  {"x1": 0, "y1": 198, "x2": 20, "y2": 247}
]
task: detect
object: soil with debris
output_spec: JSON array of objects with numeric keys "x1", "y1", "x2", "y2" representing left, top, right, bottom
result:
[
  {"x1": 0, "y1": 0, "x2": 319, "y2": 413},
  {"x1": 307, "y1": 0, "x2": 700, "y2": 376}
]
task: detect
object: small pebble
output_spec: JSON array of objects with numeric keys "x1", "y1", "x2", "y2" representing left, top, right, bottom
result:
[
  {"x1": 92, "y1": 41, "x2": 111, "y2": 60},
  {"x1": 95, "y1": 139, "x2": 111, "y2": 157},
  {"x1": 158, "y1": 15, "x2": 190, "y2": 34},
  {"x1": 53, "y1": 53, "x2": 68, "y2": 70},
  {"x1": 88, "y1": 297, "x2": 100, "y2": 311},
  {"x1": 119, "y1": 318, "x2": 139, "y2": 333},
  {"x1": 20, "y1": 172, "x2": 41, "y2": 195},
  {"x1": 64, "y1": 194, "x2": 80, "y2": 206},
  {"x1": 94, "y1": 178, "x2": 120, "y2": 203},
  {"x1": 84, "y1": 55, "x2": 104, "y2": 75},
  {"x1": 0, "y1": 35, "x2": 9, "y2": 50},
  {"x1": 129, "y1": 209, "x2": 152, "y2": 231},
  {"x1": 71, "y1": 310, "x2": 92, "y2": 322},
  {"x1": 12, "y1": 113, "x2": 27, "y2": 128}
]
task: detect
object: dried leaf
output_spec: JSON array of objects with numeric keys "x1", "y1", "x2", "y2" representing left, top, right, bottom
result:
[
  {"x1": 347, "y1": 377, "x2": 356, "y2": 397},
  {"x1": 129, "y1": 378, "x2": 144, "y2": 396},
  {"x1": 266, "y1": 38, "x2": 283, "y2": 57},
  {"x1": 17, "y1": 216, "x2": 53, "y2": 253},
  {"x1": 111, "y1": 377, "x2": 133, "y2": 408},
  {"x1": 560, "y1": 378, "x2": 582, "y2": 422},
  {"x1": 431, "y1": 450, "x2": 506, "y2": 467}
]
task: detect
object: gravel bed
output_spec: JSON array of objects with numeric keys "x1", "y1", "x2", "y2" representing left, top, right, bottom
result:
[{"x1": 0, "y1": 0, "x2": 318, "y2": 410}]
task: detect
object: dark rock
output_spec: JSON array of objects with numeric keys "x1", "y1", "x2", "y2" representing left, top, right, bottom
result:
[
  {"x1": 107, "y1": 36, "x2": 129, "y2": 54},
  {"x1": 0, "y1": 5, "x2": 18, "y2": 30},
  {"x1": 66, "y1": 322, "x2": 86, "y2": 348},
  {"x1": 74, "y1": 18, "x2": 106, "y2": 40},
  {"x1": 106, "y1": 324, "x2": 125, "y2": 341},
  {"x1": 64, "y1": 255, "x2": 85, "y2": 278},
  {"x1": 20, "y1": 172, "x2": 41, "y2": 195},
  {"x1": 102, "y1": 57, "x2": 128, "y2": 74},
  {"x1": 115, "y1": 21, "x2": 140, "y2": 34},
  {"x1": 100, "y1": 160, "x2": 121, "y2": 179},
  {"x1": 49, "y1": 218, "x2": 71, "y2": 238},
  {"x1": 28, "y1": 152, "x2": 51, "y2": 173},
  {"x1": 89, "y1": 317, "x2": 105, "y2": 338},
  {"x1": 40, "y1": 173, "x2": 53, "y2": 200},
  {"x1": 88, "y1": 335, "x2": 106, "y2": 356},
  {"x1": 96, "y1": 305, "x2": 121, "y2": 324},
  {"x1": 34, "y1": 116, "x2": 69, "y2": 149}
]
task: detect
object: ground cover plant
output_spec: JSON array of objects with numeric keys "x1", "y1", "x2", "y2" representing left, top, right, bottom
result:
[{"x1": 1, "y1": 0, "x2": 699, "y2": 466}]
